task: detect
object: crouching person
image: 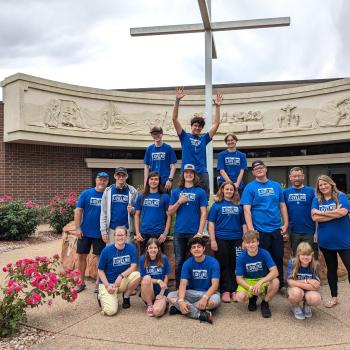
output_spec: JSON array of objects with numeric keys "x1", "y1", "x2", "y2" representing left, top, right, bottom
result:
[
  {"x1": 167, "y1": 237, "x2": 221, "y2": 324},
  {"x1": 97, "y1": 226, "x2": 141, "y2": 316},
  {"x1": 236, "y1": 230, "x2": 279, "y2": 318}
]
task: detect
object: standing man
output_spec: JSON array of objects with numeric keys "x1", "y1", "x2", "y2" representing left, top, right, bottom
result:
[
  {"x1": 172, "y1": 87, "x2": 223, "y2": 198},
  {"x1": 100, "y1": 167, "x2": 138, "y2": 243},
  {"x1": 217, "y1": 133, "x2": 247, "y2": 192},
  {"x1": 144, "y1": 126, "x2": 177, "y2": 192},
  {"x1": 168, "y1": 164, "x2": 208, "y2": 288},
  {"x1": 283, "y1": 167, "x2": 317, "y2": 258},
  {"x1": 75, "y1": 172, "x2": 109, "y2": 293},
  {"x1": 98, "y1": 226, "x2": 141, "y2": 316},
  {"x1": 167, "y1": 236, "x2": 221, "y2": 324},
  {"x1": 241, "y1": 160, "x2": 288, "y2": 290}
]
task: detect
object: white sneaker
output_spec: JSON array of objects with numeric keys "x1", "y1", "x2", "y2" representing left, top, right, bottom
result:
[
  {"x1": 303, "y1": 302, "x2": 312, "y2": 318},
  {"x1": 292, "y1": 306, "x2": 305, "y2": 320}
]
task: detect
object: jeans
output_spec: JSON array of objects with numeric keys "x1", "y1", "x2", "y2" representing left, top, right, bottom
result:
[
  {"x1": 174, "y1": 235, "x2": 194, "y2": 288},
  {"x1": 215, "y1": 238, "x2": 242, "y2": 293},
  {"x1": 168, "y1": 290, "x2": 221, "y2": 319},
  {"x1": 290, "y1": 232, "x2": 318, "y2": 259},
  {"x1": 319, "y1": 247, "x2": 350, "y2": 297},
  {"x1": 197, "y1": 172, "x2": 210, "y2": 199},
  {"x1": 259, "y1": 229, "x2": 284, "y2": 287}
]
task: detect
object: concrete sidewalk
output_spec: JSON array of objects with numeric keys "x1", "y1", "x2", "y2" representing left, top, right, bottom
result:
[{"x1": 1, "y1": 240, "x2": 350, "y2": 350}]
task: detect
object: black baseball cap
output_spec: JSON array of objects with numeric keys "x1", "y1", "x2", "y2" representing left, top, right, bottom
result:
[
  {"x1": 114, "y1": 167, "x2": 128, "y2": 175},
  {"x1": 251, "y1": 160, "x2": 265, "y2": 169}
]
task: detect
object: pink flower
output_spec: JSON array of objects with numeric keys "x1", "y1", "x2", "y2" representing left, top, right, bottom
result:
[
  {"x1": 25, "y1": 292, "x2": 42, "y2": 305},
  {"x1": 24, "y1": 266, "x2": 36, "y2": 276},
  {"x1": 2, "y1": 266, "x2": 7, "y2": 272}
]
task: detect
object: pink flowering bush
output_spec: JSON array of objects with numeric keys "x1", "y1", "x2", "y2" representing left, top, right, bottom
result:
[
  {"x1": 48, "y1": 192, "x2": 78, "y2": 233},
  {"x1": 0, "y1": 254, "x2": 81, "y2": 337},
  {"x1": 0, "y1": 195, "x2": 40, "y2": 241}
]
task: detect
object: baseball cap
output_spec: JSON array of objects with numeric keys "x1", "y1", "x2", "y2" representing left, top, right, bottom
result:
[
  {"x1": 150, "y1": 126, "x2": 163, "y2": 134},
  {"x1": 251, "y1": 160, "x2": 265, "y2": 169},
  {"x1": 96, "y1": 172, "x2": 109, "y2": 179},
  {"x1": 184, "y1": 164, "x2": 196, "y2": 172},
  {"x1": 114, "y1": 167, "x2": 128, "y2": 175}
]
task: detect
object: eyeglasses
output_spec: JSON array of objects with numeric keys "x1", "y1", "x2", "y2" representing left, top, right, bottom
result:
[
  {"x1": 253, "y1": 166, "x2": 265, "y2": 171},
  {"x1": 116, "y1": 173, "x2": 127, "y2": 177}
]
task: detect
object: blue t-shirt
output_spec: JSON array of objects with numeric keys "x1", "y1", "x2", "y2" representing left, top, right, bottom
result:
[
  {"x1": 217, "y1": 150, "x2": 247, "y2": 188},
  {"x1": 98, "y1": 243, "x2": 137, "y2": 284},
  {"x1": 179, "y1": 129, "x2": 211, "y2": 174},
  {"x1": 144, "y1": 143, "x2": 177, "y2": 185},
  {"x1": 236, "y1": 248, "x2": 276, "y2": 279},
  {"x1": 241, "y1": 179, "x2": 285, "y2": 233},
  {"x1": 283, "y1": 186, "x2": 315, "y2": 234},
  {"x1": 109, "y1": 185, "x2": 130, "y2": 229},
  {"x1": 208, "y1": 200, "x2": 245, "y2": 240},
  {"x1": 170, "y1": 187, "x2": 208, "y2": 235},
  {"x1": 135, "y1": 192, "x2": 170, "y2": 235},
  {"x1": 311, "y1": 192, "x2": 350, "y2": 250},
  {"x1": 76, "y1": 188, "x2": 103, "y2": 238},
  {"x1": 286, "y1": 258, "x2": 320, "y2": 281},
  {"x1": 181, "y1": 256, "x2": 220, "y2": 292}
]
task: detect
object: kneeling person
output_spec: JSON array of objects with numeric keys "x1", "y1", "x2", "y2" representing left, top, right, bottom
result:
[
  {"x1": 167, "y1": 237, "x2": 221, "y2": 324},
  {"x1": 97, "y1": 226, "x2": 141, "y2": 316},
  {"x1": 236, "y1": 230, "x2": 279, "y2": 318}
]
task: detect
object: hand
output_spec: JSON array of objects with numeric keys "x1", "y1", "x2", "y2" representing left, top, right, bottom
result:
[
  {"x1": 155, "y1": 294, "x2": 165, "y2": 300},
  {"x1": 313, "y1": 233, "x2": 318, "y2": 243},
  {"x1": 311, "y1": 208, "x2": 321, "y2": 215},
  {"x1": 280, "y1": 224, "x2": 288, "y2": 235},
  {"x1": 158, "y1": 280, "x2": 167, "y2": 289},
  {"x1": 115, "y1": 275, "x2": 123, "y2": 288},
  {"x1": 175, "y1": 87, "x2": 186, "y2": 101},
  {"x1": 102, "y1": 234, "x2": 109, "y2": 243},
  {"x1": 197, "y1": 296, "x2": 208, "y2": 310},
  {"x1": 107, "y1": 284, "x2": 116, "y2": 294},
  {"x1": 211, "y1": 240, "x2": 218, "y2": 252},
  {"x1": 194, "y1": 232, "x2": 203, "y2": 238},
  {"x1": 308, "y1": 279, "x2": 319, "y2": 288},
  {"x1": 158, "y1": 234, "x2": 167, "y2": 244},
  {"x1": 234, "y1": 182, "x2": 239, "y2": 189},
  {"x1": 164, "y1": 180, "x2": 173, "y2": 190},
  {"x1": 127, "y1": 204, "x2": 134, "y2": 214},
  {"x1": 213, "y1": 93, "x2": 223, "y2": 106},
  {"x1": 178, "y1": 194, "x2": 188, "y2": 205},
  {"x1": 252, "y1": 282, "x2": 262, "y2": 295},
  {"x1": 135, "y1": 233, "x2": 144, "y2": 242},
  {"x1": 179, "y1": 300, "x2": 189, "y2": 314},
  {"x1": 76, "y1": 227, "x2": 83, "y2": 239}
]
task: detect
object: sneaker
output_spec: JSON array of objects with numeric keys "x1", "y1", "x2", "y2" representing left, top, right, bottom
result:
[
  {"x1": 122, "y1": 295, "x2": 131, "y2": 309},
  {"x1": 96, "y1": 292, "x2": 101, "y2": 308},
  {"x1": 198, "y1": 310, "x2": 213, "y2": 324},
  {"x1": 303, "y1": 302, "x2": 312, "y2": 318},
  {"x1": 146, "y1": 305, "x2": 154, "y2": 317},
  {"x1": 248, "y1": 295, "x2": 258, "y2": 311},
  {"x1": 169, "y1": 305, "x2": 181, "y2": 315},
  {"x1": 260, "y1": 300, "x2": 272, "y2": 318},
  {"x1": 75, "y1": 284, "x2": 86, "y2": 293},
  {"x1": 221, "y1": 292, "x2": 231, "y2": 303},
  {"x1": 279, "y1": 286, "x2": 287, "y2": 297},
  {"x1": 292, "y1": 306, "x2": 305, "y2": 320}
]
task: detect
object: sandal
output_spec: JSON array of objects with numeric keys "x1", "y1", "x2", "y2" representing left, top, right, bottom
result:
[{"x1": 324, "y1": 297, "x2": 339, "y2": 308}]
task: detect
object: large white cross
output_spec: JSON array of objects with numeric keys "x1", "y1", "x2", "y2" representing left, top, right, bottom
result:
[{"x1": 131, "y1": 0, "x2": 290, "y2": 194}]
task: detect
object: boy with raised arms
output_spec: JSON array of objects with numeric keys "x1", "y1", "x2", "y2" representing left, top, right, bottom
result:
[
  {"x1": 236, "y1": 230, "x2": 279, "y2": 318},
  {"x1": 167, "y1": 236, "x2": 221, "y2": 324}
]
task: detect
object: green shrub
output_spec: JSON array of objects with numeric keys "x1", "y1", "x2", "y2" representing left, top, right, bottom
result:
[
  {"x1": 0, "y1": 196, "x2": 40, "y2": 241},
  {"x1": 48, "y1": 192, "x2": 78, "y2": 234}
]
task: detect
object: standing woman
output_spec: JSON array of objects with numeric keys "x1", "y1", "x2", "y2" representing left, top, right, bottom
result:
[
  {"x1": 140, "y1": 238, "x2": 171, "y2": 317},
  {"x1": 135, "y1": 172, "x2": 171, "y2": 255},
  {"x1": 311, "y1": 175, "x2": 350, "y2": 308},
  {"x1": 208, "y1": 181, "x2": 247, "y2": 303}
]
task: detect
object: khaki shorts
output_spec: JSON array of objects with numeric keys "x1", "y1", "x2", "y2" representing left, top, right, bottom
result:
[
  {"x1": 236, "y1": 278, "x2": 268, "y2": 298},
  {"x1": 98, "y1": 271, "x2": 141, "y2": 316}
]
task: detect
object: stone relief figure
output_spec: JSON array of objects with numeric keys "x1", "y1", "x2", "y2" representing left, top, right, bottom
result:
[
  {"x1": 335, "y1": 98, "x2": 350, "y2": 125},
  {"x1": 45, "y1": 99, "x2": 61, "y2": 128},
  {"x1": 278, "y1": 105, "x2": 300, "y2": 128},
  {"x1": 218, "y1": 110, "x2": 264, "y2": 133}
]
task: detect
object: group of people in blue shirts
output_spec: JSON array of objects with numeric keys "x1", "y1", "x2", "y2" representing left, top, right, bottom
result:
[{"x1": 74, "y1": 88, "x2": 350, "y2": 323}]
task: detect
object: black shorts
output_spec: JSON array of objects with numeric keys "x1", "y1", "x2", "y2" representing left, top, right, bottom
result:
[{"x1": 76, "y1": 236, "x2": 106, "y2": 255}]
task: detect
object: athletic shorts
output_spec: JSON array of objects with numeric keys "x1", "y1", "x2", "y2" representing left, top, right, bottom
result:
[
  {"x1": 236, "y1": 278, "x2": 268, "y2": 298},
  {"x1": 77, "y1": 236, "x2": 106, "y2": 255}
]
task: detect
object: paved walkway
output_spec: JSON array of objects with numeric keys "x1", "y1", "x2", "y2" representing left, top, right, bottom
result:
[{"x1": 1, "y1": 239, "x2": 350, "y2": 350}]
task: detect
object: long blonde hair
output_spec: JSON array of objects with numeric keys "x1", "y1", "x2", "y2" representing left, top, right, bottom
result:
[
  {"x1": 214, "y1": 181, "x2": 240, "y2": 205},
  {"x1": 315, "y1": 175, "x2": 340, "y2": 205},
  {"x1": 291, "y1": 242, "x2": 319, "y2": 280}
]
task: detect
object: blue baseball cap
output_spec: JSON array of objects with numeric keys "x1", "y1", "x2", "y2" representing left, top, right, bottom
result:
[{"x1": 96, "y1": 172, "x2": 109, "y2": 179}]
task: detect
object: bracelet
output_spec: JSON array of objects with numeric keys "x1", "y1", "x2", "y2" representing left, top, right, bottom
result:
[
  {"x1": 178, "y1": 298, "x2": 184, "y2": 302},
  {"x1": 168, "y1": 177, "x2": 173, "y2": 182},
  {"x1": 157, "y1": 279, "x2": 162, "y2": 285},
  {"x1": 249, "y1": 286, "x2": 253, "y2": 292},
  {"x1": 202, "y1": 294, "x2": 209, "y2": 300}
]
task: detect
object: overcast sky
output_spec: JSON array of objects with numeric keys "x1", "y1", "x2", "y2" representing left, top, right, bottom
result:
[{"x1": 0, "y1": 0, "x2": 349, "y2": 99}]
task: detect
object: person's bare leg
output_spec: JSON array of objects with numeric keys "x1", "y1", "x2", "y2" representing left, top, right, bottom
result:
[{"x1": 141, "y1": 276, "x2": 155, "y2": 306}]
